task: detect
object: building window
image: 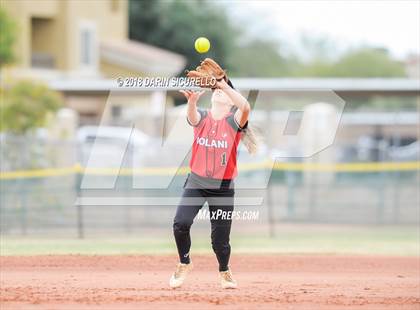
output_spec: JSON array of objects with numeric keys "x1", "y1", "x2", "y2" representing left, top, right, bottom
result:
[
  {"x1": 79, "y1": 21, "x2": 97, "y2": 71},
  {"x1": 81, "y1": 29, "x2": 92, "y2": 65}
]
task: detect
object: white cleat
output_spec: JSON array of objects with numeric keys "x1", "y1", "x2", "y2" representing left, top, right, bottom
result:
[
  {"x1": 169, "y1": 262, "x2": 193, "y2": 288},
  {"x1": 220, "y1": 269, "x2": 237, "y2": 289}
]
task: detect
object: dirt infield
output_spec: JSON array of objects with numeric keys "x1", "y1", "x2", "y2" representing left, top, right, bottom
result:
[{"x1": 1, "y1": 255, "x2": 419, "y2": 310}]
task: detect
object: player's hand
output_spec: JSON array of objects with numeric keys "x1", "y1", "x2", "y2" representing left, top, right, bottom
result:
[{"x1": 179, "y1": 90, "x2": 205, "y2": 105}]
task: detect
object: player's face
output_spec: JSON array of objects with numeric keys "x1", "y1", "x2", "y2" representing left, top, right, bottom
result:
[{"x1": 211, "y1": 89, "x2": 233, "y2": 109}]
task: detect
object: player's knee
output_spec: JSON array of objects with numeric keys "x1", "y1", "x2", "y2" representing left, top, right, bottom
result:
[
  {"x1": 211, "y1": 240, "x2": 230, "y2": 255},
  {"x1": 173, "y1": 219, "x2": 192, "y2": 234}
]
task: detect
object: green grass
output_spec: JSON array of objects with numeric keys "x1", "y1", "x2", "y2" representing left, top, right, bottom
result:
[{"x1": 1, "y1": 226, "x2": 419, "y2": 256}]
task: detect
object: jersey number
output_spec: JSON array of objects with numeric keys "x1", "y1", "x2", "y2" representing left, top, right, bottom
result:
[{"x1": 221, "y1": 152, "x2": 227, "y2": 166}]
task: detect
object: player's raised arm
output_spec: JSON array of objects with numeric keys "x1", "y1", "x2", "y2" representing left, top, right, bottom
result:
[
  {"x1": 179, "y1": 90, "x2": 205, "y2": 126},
  {"x1": 217, "y1": 80, "x2": 250, "y2": 128}
]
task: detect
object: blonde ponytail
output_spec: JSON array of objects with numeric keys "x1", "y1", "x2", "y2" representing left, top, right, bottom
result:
[{"x1": 241, "y1": 124, "x2": 260, "y2": 155}]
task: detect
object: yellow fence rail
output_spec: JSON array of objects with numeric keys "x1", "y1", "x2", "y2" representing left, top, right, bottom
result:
[{"x1": 1, "y1": 161, "x2": 419, "y2": 180}]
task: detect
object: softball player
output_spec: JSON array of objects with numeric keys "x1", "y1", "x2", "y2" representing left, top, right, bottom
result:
[{"x1": 169, "y1": 75, "x2": 257, "y2": 289}]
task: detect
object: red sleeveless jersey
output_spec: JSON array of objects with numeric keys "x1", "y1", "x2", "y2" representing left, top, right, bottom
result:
[{"x1": 188, "y1": 109, "x2": 247, "y2": 180}]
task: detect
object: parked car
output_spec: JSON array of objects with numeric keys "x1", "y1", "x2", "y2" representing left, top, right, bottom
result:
[
  {"x1": 388, "y1": 141, "x2": 419, "y2": 161},
  {"x1": 77, "y1": 126, "x2": 152, "y2": 168}
]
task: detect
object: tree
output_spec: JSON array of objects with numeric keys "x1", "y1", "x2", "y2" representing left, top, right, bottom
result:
[
  {"x1": 0, "y1": 7, "x2": 17, "y2": 67},
  {"x1": 1, "y1": 81, "x2": 62, "y2": 134},
  {"x1": 331, "y1": 48, "x2": 406, "y2": 77},
  {"x1": 129, "y1": 0, "x2": 237, "y2": 72},
  {"x1": 129, "y1": 1, "x2": 408, "y2": 79},
  {"x1": 227, "y1": 39, "x2": 294, "y2": 77},
  {"x1": 292, "y1": 47, "x2": 406, "y2": 78}
]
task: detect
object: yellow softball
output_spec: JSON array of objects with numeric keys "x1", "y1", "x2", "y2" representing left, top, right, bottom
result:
[{"x1": 194, "y1": 37, "x2": 210, "y2": 53}]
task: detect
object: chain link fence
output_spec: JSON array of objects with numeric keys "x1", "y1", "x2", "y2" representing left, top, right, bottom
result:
[{"x1": 1, "y1": 134, "x2": 418, "y2": 237}]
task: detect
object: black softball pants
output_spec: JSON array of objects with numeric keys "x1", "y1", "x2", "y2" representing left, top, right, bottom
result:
[{"x1": 173, "y1": 174, "x2": 234, "y2": 272}]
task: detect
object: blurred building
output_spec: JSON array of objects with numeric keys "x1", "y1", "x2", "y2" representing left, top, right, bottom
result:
[
  {"x1": 405, "y1": 54, "x2": 420, "y2": 79},
  {"x1": 230, "y1": 78, "x2": 419, "y2": 162},
  {"x1": 1, "y1": 0, "x2": 186, "y2": 125}
]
